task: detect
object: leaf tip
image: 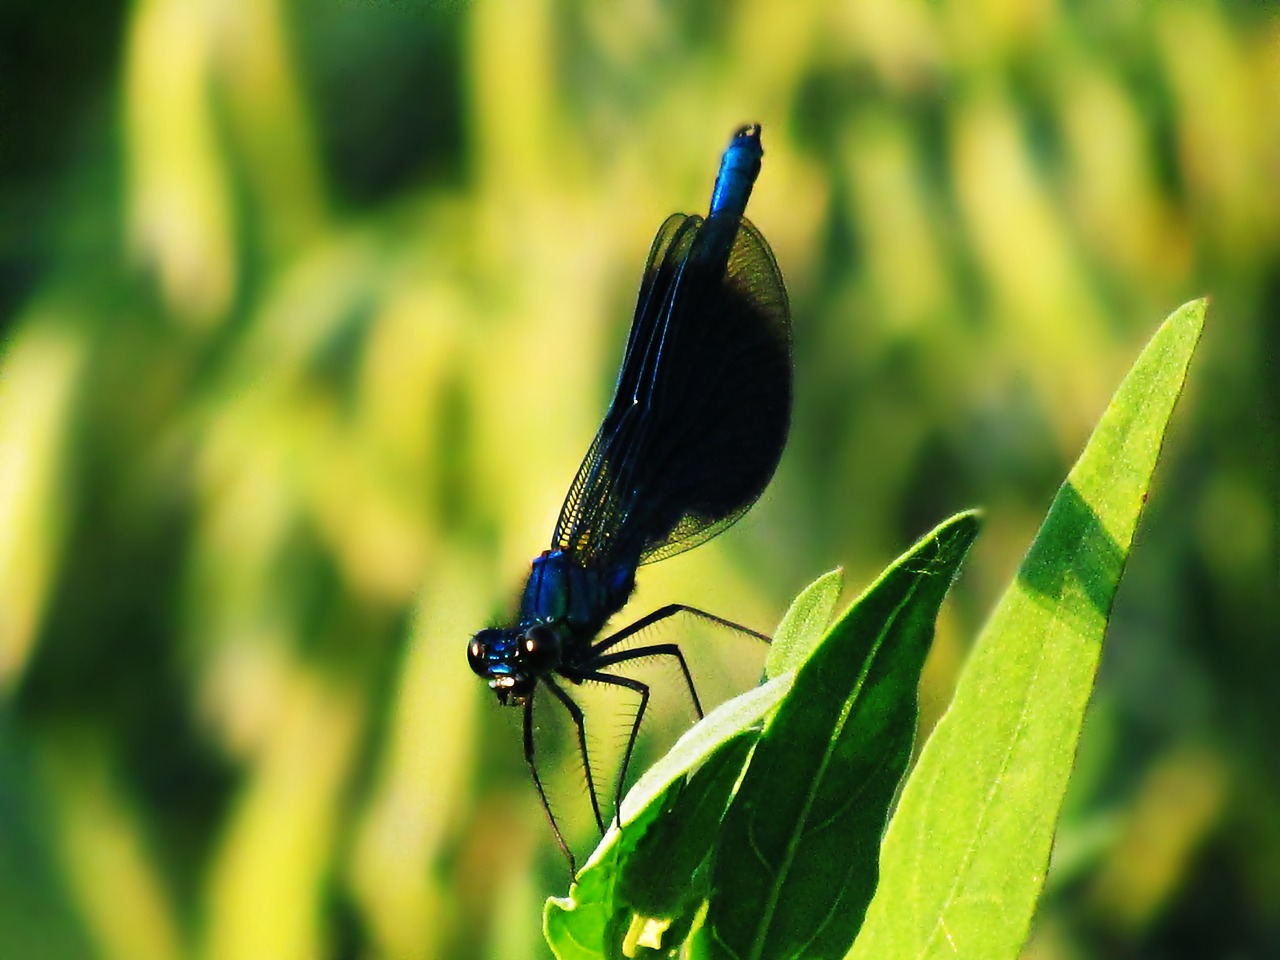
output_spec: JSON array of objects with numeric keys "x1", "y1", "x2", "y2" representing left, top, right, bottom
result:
[{"x1": 1172, "y1": 297, "x2": 1208, "y2": 337}]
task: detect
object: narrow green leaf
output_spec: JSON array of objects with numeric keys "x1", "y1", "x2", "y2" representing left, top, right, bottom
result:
[
  {"x1": 849, "y1": 299, "x2": 1206, "y2": 960},
  {"x1": 766, "y1": 568, "x2": 844, "y2": 680},
  {"x1": 698, "y1": 512, "x2": 980, "y2": 960}
]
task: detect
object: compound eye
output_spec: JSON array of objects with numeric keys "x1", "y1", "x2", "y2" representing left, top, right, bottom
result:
[
  {"x1": 467, "y1": 632, "x2": 491, "y2": 676},
  {"x1": 520, "y1": 624, "x2": 561, "y2": 674}
]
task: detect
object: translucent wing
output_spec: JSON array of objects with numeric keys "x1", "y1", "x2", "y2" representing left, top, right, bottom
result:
[{"x1": 551, "y1": 209, "x2": 791, "y2": 568}]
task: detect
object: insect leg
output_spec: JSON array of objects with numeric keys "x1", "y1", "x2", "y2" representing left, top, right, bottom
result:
[
  {"x1": 588, "y1": 604, "x2": 769, "y2": 719},
  {"x1": 572, "y1": 669, "x2": 650, "y2": 829},
  {"x1": 523, "y1": 693, "x2": 576, "y2": 874},
  {"x1": 542, "y1": 674, "x2": 606, "y2": 835}
]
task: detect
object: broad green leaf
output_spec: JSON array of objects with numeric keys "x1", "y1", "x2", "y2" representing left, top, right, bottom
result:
[
  {"x1": 766, "y1": 568, "x2": 844, "y2": 680},
  {"x1": 697, "y1": 512, "x2": 980, "y2": 960},
  {"x1": 849, "y1": 299, "x2": 1205, "y2": 960}
]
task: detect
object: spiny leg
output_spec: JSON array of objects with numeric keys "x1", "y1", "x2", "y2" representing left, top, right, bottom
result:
[
  {"x1": 542, "y1": 674, "x2": 606, "y2": 835},
  {"x1": 571, "y1": 610, "x2": 771, "y2": 829},
  {"x1": 591, "y1": 641, "x2": 705, "y2": 719},
  {"x1": 591, "y1": 603, "x2": 769, "y2": 656},
  {"x1": 574, "y1": 670, "x2": 650, "y2": 831},
  {"x1": 522, "y1": 694, "x2": 576, "y2": 875},
  {"x1": 589, "y1": 604, "x2": 770, "y2": 720}
]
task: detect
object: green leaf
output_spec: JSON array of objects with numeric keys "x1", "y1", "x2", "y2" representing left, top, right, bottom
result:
[
  {"x1": 697, "y1": 512, "x2": 980, "y2": 960},
  {"x1": 545, "y1": 683, "x2": 789, "y2": 960},
  {"x1": 545, "y1": 562, "x2": 932, "y2": 959},
  {"x1": 616, "y1": 733, "x2": 759, "y2": 919},
  {"x1": 766, "y1": 567, "x2": 844, "y2": 680},
  {"x1": 593, "y1": 734, "x2": 759, "y2": 958},
  {"x1": 618, "y1": 673, "x2": 794, "y2": 829},
  {"x1": 607, "y1": 566, "x2": 856, "y2": 836},
  {"x1": 544, "y1": 783, "x2": 667, "y2": 960},
  {"x1": 849, "y1": 299, "x2": 1206, "y2": 960}
]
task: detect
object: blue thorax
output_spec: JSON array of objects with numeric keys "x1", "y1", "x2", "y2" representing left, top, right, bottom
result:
[{"x1": 518, "y1": 549, "x2": 635, "y2": 639}]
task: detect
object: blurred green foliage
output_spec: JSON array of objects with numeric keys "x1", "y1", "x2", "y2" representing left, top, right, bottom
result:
[{"x1": 0, "y1": 1, "x2": 1275, "y2": 958}]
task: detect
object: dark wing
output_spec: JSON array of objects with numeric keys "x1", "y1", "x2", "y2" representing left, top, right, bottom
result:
[{"x1": 551, "y1": 209, "x2": 791, "y2": 568}]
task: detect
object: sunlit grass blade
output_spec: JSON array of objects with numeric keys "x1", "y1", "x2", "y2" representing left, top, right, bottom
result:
[
  {"x1": 696, "y1": 512, "x2": 979, "y2": 960},
  {"x1": 849, "y1": 299, "x2": 1206, "y2": 960}
]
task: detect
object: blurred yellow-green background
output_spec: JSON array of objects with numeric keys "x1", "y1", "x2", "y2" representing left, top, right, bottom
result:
[{"x1": 1, "y1": 0, "x2": 1276, "y2": 957}]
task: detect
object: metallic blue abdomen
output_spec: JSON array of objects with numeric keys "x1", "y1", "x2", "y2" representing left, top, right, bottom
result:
[{"x1": 708, "y1": 124, "x2": 763, "y2": 221}]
